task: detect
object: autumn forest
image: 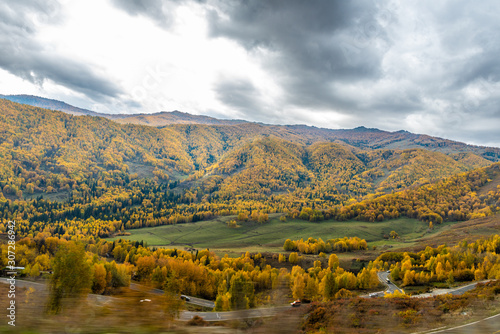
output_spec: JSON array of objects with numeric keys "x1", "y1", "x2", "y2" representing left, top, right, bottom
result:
[{"x1": 1, "y1": 98, "x2": 500, "y2": 332}]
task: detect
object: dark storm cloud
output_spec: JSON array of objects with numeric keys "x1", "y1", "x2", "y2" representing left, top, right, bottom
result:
[
  {"x1": 214, "y1": 78, "x2": 263, "y2": 116},
  {"x1": 0, "y1": 0, "x2": 124, "y2": 102},
  {"x1": 201, "y1": 0, "x2": 500, "y2": 146},
  {"x1": 111, "y1": 0, "x2": 393, "y2": 114},
  {"x1": 111, "y1": 0, "x2": 181, "y2": 28},
  {"x1": 207, "y1": 0, "x2": 389, "y2": 111}
]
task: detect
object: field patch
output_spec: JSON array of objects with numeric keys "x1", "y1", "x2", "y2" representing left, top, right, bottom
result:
[
  {"x1": 415, "y1": 213, "x2": 500, "y2": 248},
  {"x1": 107, "y1": 216, "x2": 447, "y2": 255}
]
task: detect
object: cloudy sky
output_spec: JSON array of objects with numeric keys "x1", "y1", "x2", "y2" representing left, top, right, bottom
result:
[{"x1": 1, "y1": 0, "x2": 499, "y2": 147}]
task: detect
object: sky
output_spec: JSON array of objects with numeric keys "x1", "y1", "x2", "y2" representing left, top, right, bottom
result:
[{"x1": 0, "y1": 0, "x2": 499, "y2": 147}]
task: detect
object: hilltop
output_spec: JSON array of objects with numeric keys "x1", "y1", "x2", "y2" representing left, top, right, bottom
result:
[
  {"x1": 0, "y1": 94, "x2": 103, "y2": 116},
  {"x1": 1, "y1": 96, "x2": 500, "y2": 334},
  {"x1": 1, "y1": 97, "x2": 499, "y2": 233},
  {"x1": 1, "y1": 94, "x2": 499, "y2": 162},
  {"x1": 0, "y1": 94, "x2": 247, "y2": 125}
]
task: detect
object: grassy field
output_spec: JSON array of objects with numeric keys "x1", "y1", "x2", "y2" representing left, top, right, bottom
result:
[
  {"x1": 414, "y1": 213, "x2": 500, "y2": 248},
  {"x1": 106, "y1": 215, "x2": 456, "y2": 256}
]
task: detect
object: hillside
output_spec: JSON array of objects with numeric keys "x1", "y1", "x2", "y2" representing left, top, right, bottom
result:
[
  {"x1": 0, "y1": 94, "x2": 102, "y2": 116},
  {"x1": 2, "y1": 94, "x2": 500, "y2": 162},
  {"x1": 0, "y1": 94, "x2": 247, "y2": 125},
  {"x1": 195, "y1": 137, "x2": 494, "y2": 208},
  {"x1": 281, "y1": 125, "x2": 500, "y2": 161},
  {"x1": 0, "y1": 99, "x2": 495, "y2": 204},
  {"x1": 111, "y1": 110, "x2": 248, "y2": 126},
  {"x1": 0, "y1": 98, "x2": 499, "y2": 240}
]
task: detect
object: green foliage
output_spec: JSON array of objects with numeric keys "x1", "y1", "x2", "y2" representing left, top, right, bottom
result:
[
  {"x1": 1, "y1": 99, "x2": 500, "y2": 244},
  {"x1": 229, "y1": 272, "x2": 255, "y2": 310},
  {"x1": 48, "y1": 241, "x2": 92, "y2": 313}
]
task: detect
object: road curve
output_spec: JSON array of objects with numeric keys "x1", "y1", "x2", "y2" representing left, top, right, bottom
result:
[
  {"x1": 129, "y1": 283, "x2": 215, "y2": 308},
  {"x1": 179, "y1": 306, "x2": 292, "y2": 321},
  {"x1": 414, "y1": 280, "x2": 493, "y2": 299},
  {"x1": 377, "y1": 271, "x2": 404, "y2": 294},
  {"x1": 0, "y1": 278, "x2": 290, "y2": 321}
]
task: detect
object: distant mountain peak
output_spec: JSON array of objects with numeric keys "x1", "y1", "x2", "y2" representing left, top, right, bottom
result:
[
  {"x1": 0, "y1": 94, "x2": 101, "y2": 117},
  {"x1": 353, "y1": 126, "x2": 382, "y2": 132},
  {"x1": 1, "y1": 94, "x2": 499, "y2": 161}
]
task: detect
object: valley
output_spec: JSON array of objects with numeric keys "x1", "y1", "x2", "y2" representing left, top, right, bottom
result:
[
  {"x1": 2, "y1": 1, "x2": 500, "y2": 331},
  {"x1": 1, "y1": 98, "x2": 500, "y2": 333},
  {"x1": 107, "y1": 216, "x2": 436, "y2": 256}
]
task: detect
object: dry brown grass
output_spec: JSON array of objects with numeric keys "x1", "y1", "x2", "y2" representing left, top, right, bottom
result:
[
  {"x1": 2, "y1": 280, "x2": 499, "y2": 333},
  {"x1": 299, "y1": 281, "x2": 500, "y2": 334},
  {"x1": 0, "y1": 283, "x2": 188, "y2": 333},
  {"x1": 414, "y1": 214, "x2": 500, "y2": 249}
]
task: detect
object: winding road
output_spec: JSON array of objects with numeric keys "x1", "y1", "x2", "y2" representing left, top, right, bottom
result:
[
  {"x1": 3, "y1": 275, "x2": 499, "y2": 332},
  {"x1": 129, "y1": 283, "x2": 215, "y2": 308},
  {"x1": 377, "y1": 270, "x2": 404, "y2": 294},
  {"x1": 373, "y1": 275, "x2": 500, "y2": 333},
  {"x1": 0, "y1": 278, "x2": 286, "y2": 322}
]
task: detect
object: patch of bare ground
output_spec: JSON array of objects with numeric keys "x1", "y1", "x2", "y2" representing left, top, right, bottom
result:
[
  {"x1": 299, "y1": 281, "x2": 500, "y2": 334},
  {"x1": 478, "y1": 166, "x2": 500, "y2": 195},
  {"x1": 415, "y1": 214, "x2": 500, "y2": 249}
]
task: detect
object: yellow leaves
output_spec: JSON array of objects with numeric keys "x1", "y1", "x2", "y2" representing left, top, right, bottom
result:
[
  {"x1": 328, "y1": 254, "x2": 339, "y2": 270},
  {"x1": 384, "y1": 290, "x2": 407, "y2": 298},
  {"x1": 292, "y1": 274, "x2": 306, "y2": 300},
  {"x1": 284, "y1": 237, "x2": 368, "y2": 255},
  {"x1": 278, "y1": 254, "x2": 286, "y2": 263},
  {"x1": 401, "y1": 257, "x2": 412, "y2": 272},
  {"x1": 402, "y1": 270, "x2": 416, "y2": 286},
  {"x1": 227, "y1": 220, "x2": 238, "y2": 228},
  {"x1": 288, "y1": 252, "x2": 299, "y2": 265}
]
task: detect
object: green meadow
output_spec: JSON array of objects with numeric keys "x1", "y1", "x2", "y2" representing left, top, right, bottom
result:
[{"x1": 106, "y1": 215, "x2": 452, "y2": 256}]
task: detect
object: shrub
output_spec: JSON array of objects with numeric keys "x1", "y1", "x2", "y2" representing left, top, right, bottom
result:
[{"x1": 187, "y1": 315, "x2": 207, "y2": 326}]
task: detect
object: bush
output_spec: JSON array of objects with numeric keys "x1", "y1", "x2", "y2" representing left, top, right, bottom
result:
[{"x1": 187, "y1": 315, "x2": 207, "y2": 326}]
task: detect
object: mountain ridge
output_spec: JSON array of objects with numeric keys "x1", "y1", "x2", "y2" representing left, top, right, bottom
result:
[
  {"x1": 1, "y1": 94, "x2": 499, "y2": 162},
  {"x1": 0, "y1": 94, "x2": 105, "y2": 117},
  {"x1": 1, "y1": 97, "x2": 500, "y2": 231},
  {"x1": 0, "y1": 94, "x2": 249, "y2": 125}
]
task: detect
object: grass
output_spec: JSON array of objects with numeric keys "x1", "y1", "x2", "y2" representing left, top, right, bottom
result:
[
  {"x1": 414, "y1": 213, "x2": 500, "y2": 248},
  {"x1": 106, "y1": 215, "x2": 451, "y2": 256},
  {"x1": 106, "y1": 213, "x2": 500, "y2": 259}
]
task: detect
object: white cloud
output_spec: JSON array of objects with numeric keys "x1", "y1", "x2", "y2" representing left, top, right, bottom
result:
[{"x1": 0, "y1": 0, "x2": 499, "y2": 147}]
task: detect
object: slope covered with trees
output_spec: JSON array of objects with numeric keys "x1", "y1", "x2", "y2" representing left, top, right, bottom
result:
[
  {"x1": 2, "y1": 99, "x2": 500, "y2": 328},
  {"x1": 1, "y1": 99, "x2": 500, "y2": 240},
  {"x1": 3, "y1": 95, "x2": 500, "y2": 160}
]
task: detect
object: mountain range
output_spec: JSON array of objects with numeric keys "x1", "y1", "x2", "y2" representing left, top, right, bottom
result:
[
  {"x1": 1, "y1": 95, "x2": 500, "y2": 233},
  {"x1": 0, "y1": 94, "x2": 247, "y2": 125},
  {"x1": 1, "y1": 94, "x2": 499, "y2": 162}
]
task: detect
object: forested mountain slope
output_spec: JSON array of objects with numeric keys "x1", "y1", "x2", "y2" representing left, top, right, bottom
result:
[
  {"x1": 1, "y1": 98, "x2": 500, "y2": 239},
  {"x1": 0, "y1": 94, "x2": 102, "y2": 116},
  {"x1": 2, "y1": 95, "x2": 500, "y2": 161},
  {"x1": 0, "y1": 99, "x2": 494, "y2": 202}
]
